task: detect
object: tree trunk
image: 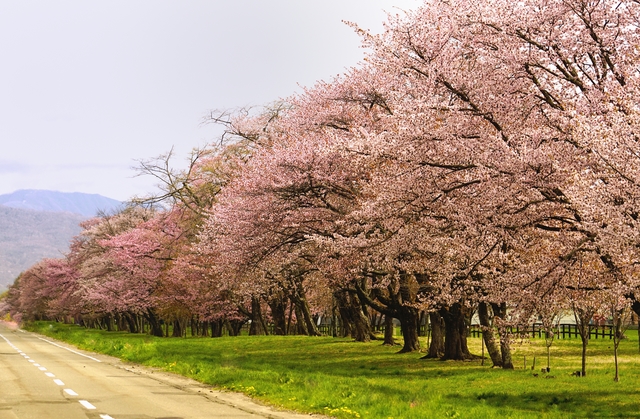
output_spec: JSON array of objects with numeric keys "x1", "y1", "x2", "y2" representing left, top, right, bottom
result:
[
  {"x1": 268, "y1": 295, "x2": 287, "y2": 336},
  {"x1": 418, "y1": 311, "x2": 426, "y2": 336},
  {"x1": 226, "y1": 319, "x2": 244, "y2": 336},
  {"x1": 396, "y1": 271, "x2": 420, "y2": 353},
  {"x1": 115, "y1": 314, "x2": 125, "y2": 332},
  {"x1": 440, "y1": 303, "x2": 472, "y2": 360},
  {"x1": 144, "y1": 309, "x2": 164, "y2": 337},
  {"x1": 172, "y1": 319, "x2": 182, "y2": 337},
  {"x1": 124, "y1": 312, "x2": 138, "y2": 334},
  {"x1": 292, "y1": 279, "x2": 321, "y2": 336},
  {"x1": 301, "y1": 299, "x2": 321, "y2": 336},
  {"x1": 210, "y1": 320, "x2": 223, "y2": 337},
  {"x1": 627, "y1": 295, "x2": 640, "y2": 318},
  {"x1": 612, "y1": 310, "x2": 626, "y2": 382},
  {"x1": 331, "y1": 304, "x2": 338, "y2": 337},
  {"x1": 104, "y1": 315, "x2": 113, "y2": 332},
  {"x1": 614, "y1": 343, "x2": 619, "y2": 382},
  {"x1": 383, "y1": 315, "x2": 397, "y2": 346},
  {"x1": 397, "y1": 305, "x2": 420, "y2": 353},
  {"x1": 478, "y1": 302, "x2": 503, "y2": 367},
  {"x1": 423, "y1": 312, "x2": 444, "y2": 358},
  {"x1": 581, "y1": 337, "x2": 588, "y2": 377},
  {"x1": 342, "y1": 291, "x2": 373, "y2": 342},
  {"x1": 350, "y1": 298, "x2": 373, "y2": 342},
  {"x1": 371, "y1": 312, "x2": 381, "y2": 332},
  {"x1": 500, "y1": 337, "x2": 514, "y2": 369},
  {"x1": 361, "y1": 300, "x2": 378, "y2": 341},
  {"x1": 294, "y1": 304, "x2": 308, "y2": 335},
  {"x1": 286, "y1": 298, "x2": 294, "y2": 335},
  {"x1": 249, "y1": 296, "x2": 267, "y2": 335},
  {"x1": 573, "y1": 307, "x2": 593, "y2": 377},
  {"x1": 491, "y1": 302, "x2": 513, "y2": 369},
  {"x1": 334, "y1": 290, "x2": 353, "y2": 338},
  {"x1": 191, "y1": 317, "x2": 197, "y2": 336},
  {"x1": 333, "y1": 289, "x2": 375, "y2": 341},
  {"x1": 339, "y1": 315, "x2": 351, "y2": 337}
]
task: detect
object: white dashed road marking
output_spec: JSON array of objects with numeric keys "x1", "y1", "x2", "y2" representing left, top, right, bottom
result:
[
  {"x1": 79, "y1": 400, "x2": 96, "y2": 410},
  {"x1": 2, "y1": 332, "x2": 117, "y2": 418}
]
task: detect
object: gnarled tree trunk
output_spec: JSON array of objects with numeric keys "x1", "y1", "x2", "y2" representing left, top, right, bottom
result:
[
  {"x1": 210, "y1": 319, "x2": 224, "y2": 337},
  {"x1": 397, "y1": 305, "x2": 420, "y2": 353},
  {"x1": 249, "y1": 296, "x2": 267, "y2": 335},
  {"x1": 334, "y1": 290, "x2": 353, "y2": 338},
  {"x1": 478, "y1": 302, "x2": 503, "y2": 367},
  {"x1": 267, "y1": 293, "x2": 287, "y2": 335},
  {"x1": 440, "y1": 303, "x2": 472, "y2": 360},
  {"x1": 144, "y1": 308, "x2": 164, "y2": 337},
  {"x1": 171, "y1": 319, "x2": 183, "y2": 337},
  {"x1": 291, "y1": 279, "x2": 321, "y2": 336},
  {"x1": 491, "y1": 302, "x2": 513, "y2": 369},
  {"x1": 423, "y1": 311, "x2": 444, "y2": 359},
  {"x1": 383, "y1": 315, "x2": 397, "y2": 346}
]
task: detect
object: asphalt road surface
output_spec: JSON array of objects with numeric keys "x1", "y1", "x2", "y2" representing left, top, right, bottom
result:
[{"x1": 0, "y1": 322, "x2": 323, "y2": 419}]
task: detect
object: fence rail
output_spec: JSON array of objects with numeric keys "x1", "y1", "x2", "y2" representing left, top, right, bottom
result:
[
  {"x1": 320, "y1": 323, "x2": 617, "y2": 339},
  {"x1": 469, "y1": 323, "x2": 616, "y2": 339},
  {"x1": 234, "y1": 322, "x2": 616, "y2": 340}
]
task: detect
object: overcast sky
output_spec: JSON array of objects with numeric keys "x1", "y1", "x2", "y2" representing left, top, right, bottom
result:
[{"x1": 0, "y1": 1, "x2": 419, "y2": 202}]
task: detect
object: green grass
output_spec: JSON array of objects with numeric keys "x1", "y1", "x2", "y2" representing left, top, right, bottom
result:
[{"x1": 23, "y1": 322, "x2": 640, "y2": 419}]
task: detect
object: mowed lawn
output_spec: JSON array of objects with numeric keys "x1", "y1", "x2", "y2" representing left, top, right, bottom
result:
[{"x1": 24, "y1": 322, "x2": 640, "y2": 419}]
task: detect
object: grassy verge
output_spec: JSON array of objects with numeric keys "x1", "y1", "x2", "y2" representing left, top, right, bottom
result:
[{"x1": 23, "y1": 322, "x2": 640, "y2": 419}]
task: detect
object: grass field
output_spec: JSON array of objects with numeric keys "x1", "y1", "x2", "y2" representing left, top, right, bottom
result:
[{"x1": 22, "y1": 322, "x2": 640, "y2": 419}]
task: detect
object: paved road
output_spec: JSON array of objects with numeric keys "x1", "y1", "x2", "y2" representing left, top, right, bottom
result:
[{"x1": 0, "y1": 323, "x2": 323, "y2": 419}]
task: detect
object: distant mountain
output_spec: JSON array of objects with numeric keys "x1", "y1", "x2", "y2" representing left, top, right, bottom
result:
[
  {"x1": 0, "y1": 189, "x2": 122, "y2": 217},
  {"x1": 0, "y1": 205, "x2": 86, "y2": 289},
  {"x1": 0, "y1": 190, "x2": 123, "y2": 290}
]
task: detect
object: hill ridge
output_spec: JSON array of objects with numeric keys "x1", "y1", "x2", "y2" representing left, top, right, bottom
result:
[
  {"x1": 0, "y1": 189, "x2": 122, "y2": 217},
  {"x1": 0, "y1": 190, "x2": 122, "y2": 290}
]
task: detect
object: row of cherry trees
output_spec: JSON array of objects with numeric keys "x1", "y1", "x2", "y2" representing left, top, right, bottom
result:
[{"x1": 4, "y1": 0, "x2": 640, "y2": 373}]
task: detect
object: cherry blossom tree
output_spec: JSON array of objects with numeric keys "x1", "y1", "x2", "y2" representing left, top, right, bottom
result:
[
  {"x1": 7, "y1": 1, "x2": 640, "y2": 369},
  {"x1": 327, "y1": 0, "x2": 640, "y2": 359}
]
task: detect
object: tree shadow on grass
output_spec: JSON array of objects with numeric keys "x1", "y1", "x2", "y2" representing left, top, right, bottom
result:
[{"x1": 449, "y1": 389, "x2": 640, "y2": 418}]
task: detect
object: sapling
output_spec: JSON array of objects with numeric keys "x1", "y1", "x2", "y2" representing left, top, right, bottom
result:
[{"x1": 610, "y1": 301, "x2": 631, "y2": 382}]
